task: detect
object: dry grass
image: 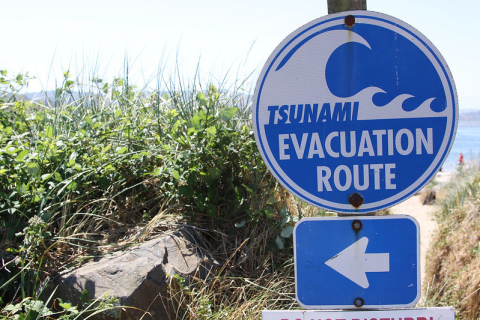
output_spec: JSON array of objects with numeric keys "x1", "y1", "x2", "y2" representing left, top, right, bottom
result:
[
  {"x1": 164, "y1": 222, "x2": 296, "y2": 319},
  {"x1": 161, "y1": 187, "x2": 332, "y2": 320},
  {"x1": 168, "y1": 255, "x2": 297, "y2": 319},
  {"x1": 424, "y1": 162, "x2": 480, "y2": 319}
]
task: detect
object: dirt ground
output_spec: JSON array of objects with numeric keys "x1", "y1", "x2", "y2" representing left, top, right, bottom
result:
[{"x1": 388, "y1": 170, "x2": 453, "y2": 295}]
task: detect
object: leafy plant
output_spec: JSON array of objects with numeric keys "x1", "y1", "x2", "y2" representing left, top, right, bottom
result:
[
  {"x1": 0, "y1": 292, "x2": 119, "y2": 320},
  {"x1": 0, "y1": 64, "x2": 326, "y2": 319}
]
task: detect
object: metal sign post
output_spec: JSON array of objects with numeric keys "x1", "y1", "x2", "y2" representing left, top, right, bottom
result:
[{"x1": 327, "y1": 0, "x2": 366, "y2": 14}]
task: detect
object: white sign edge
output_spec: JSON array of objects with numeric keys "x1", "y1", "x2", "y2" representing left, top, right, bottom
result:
[{"x1": 262, "y1": 307, "x2": 455, "y2": 320}]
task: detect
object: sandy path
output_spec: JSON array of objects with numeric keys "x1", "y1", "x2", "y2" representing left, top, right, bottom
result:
[{"x1": 389, "y1": 171, "x2": 452, "y2": 295}]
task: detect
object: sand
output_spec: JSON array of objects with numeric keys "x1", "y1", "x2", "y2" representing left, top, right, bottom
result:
[{"x1": 388, "y1": 170, "x2": 453, "y2": 295}]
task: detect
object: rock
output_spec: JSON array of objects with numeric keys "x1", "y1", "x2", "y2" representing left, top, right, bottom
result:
[
  {"x1": 423, "y1": 190, "x2": 436, "y2": 205},
  {"x1": 42, "y1": 228, "x2": 214, "y2": 319}
]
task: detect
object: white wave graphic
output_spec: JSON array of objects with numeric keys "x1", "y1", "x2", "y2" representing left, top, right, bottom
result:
[{"x1": 260, "y1": 29, "x2": 449, "y2": 121}]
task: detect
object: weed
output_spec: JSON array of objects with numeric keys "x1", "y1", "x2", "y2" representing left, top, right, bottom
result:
[
  {"x1": 0, "y1": 61, "x2": 328, "y2": 319},
  {"x1": 423, "y1": 160, "x2": 480, "y2": 319}
]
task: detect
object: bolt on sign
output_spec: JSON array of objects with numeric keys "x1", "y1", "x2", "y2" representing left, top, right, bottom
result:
[{"x1": 252, "y1": 10, "x2": 458, "y2": 214}]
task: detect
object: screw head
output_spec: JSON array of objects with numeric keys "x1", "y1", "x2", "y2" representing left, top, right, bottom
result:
[
  {"x1": 345, "y1": 15, "x2": 356, "y2": 27},
  {"x1": 352, "y1": 220, "x2": 362, "y2": 232},
  {"x1": 348, "y1": 193, "x2": 364, "y2": 208},
  {"x1": 354, "y1": 297, "x2": 364, "y2": 307}
]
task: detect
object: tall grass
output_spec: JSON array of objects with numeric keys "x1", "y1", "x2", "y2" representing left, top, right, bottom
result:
[
  {"x1": 0, "y1": 63, "x2": 325, "y2": 319},
  {"x1": 423, "y1": 161, "x2": 480, "y2": 319}
]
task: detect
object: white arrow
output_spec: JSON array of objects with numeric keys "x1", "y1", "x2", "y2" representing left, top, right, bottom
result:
[{"x1": 324, "y1": 237, "x2": 389, "y2": 289}]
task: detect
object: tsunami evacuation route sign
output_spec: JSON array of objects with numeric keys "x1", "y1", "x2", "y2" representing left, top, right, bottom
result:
[{"x1": 252, "y1": 10, "x2": 458, "y2": 214}]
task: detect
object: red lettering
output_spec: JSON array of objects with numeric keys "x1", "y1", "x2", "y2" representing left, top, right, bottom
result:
[
  {"x1": 418, "y1": 317, "x2": 427, "y2": 320},
  {"x1": 405, "y1": 318, "x2": 414, "y2": 320}
]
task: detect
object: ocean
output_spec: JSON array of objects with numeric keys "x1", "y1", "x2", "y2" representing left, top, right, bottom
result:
[{"x1": 442, "y1": 124, "x2": 480, "y2": 171}]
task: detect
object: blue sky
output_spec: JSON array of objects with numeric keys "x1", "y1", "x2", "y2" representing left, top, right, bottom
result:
[{"x1": 2, "y1": 0, "x2": 479, "y2": 111}]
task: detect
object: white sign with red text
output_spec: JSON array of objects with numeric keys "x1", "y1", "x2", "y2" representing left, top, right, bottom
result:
[{"x1": 262, "y1": 307, "x2": 454, "y2": 320}]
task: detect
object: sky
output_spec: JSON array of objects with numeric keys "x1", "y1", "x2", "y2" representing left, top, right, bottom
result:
[{"x1": 2, "y1": 0, "x2": 479, "y2": 111}]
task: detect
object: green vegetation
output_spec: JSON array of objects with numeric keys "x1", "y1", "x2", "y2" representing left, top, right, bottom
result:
[
  {"x1": 0, "y1": 67, "x2": 327, "y2": 319},
  {"x1": 424, "y1": 162, "x2": 480, "y2": 319},
  {"x1": 3, "y1": 63, "x2": 480, "y2": 319}
]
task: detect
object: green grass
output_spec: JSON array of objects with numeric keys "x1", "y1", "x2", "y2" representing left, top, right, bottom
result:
[
  {"x1": 422, "y1": 161, "x2": 480, "y2": 319},
  {"x1": 0, "y1": 65, "x2": 328, "y2": 319},
  {"x1": 7, "y1": 61, "x2": 477, "y2": 319}
]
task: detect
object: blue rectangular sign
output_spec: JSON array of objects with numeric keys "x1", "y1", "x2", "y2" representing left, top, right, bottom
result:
[{"x1": 294, "y1": 215, "x2": 420, "y2": 309}]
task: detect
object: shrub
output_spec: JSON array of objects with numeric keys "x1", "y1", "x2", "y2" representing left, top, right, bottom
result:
[{"x1": 0, "y1": 65, "x2": 306, "y2": 318}]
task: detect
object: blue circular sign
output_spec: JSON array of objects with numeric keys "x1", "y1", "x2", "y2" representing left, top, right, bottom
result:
[{"x1": 252, "y1": 11, "x2": 458, "y2": 213}]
